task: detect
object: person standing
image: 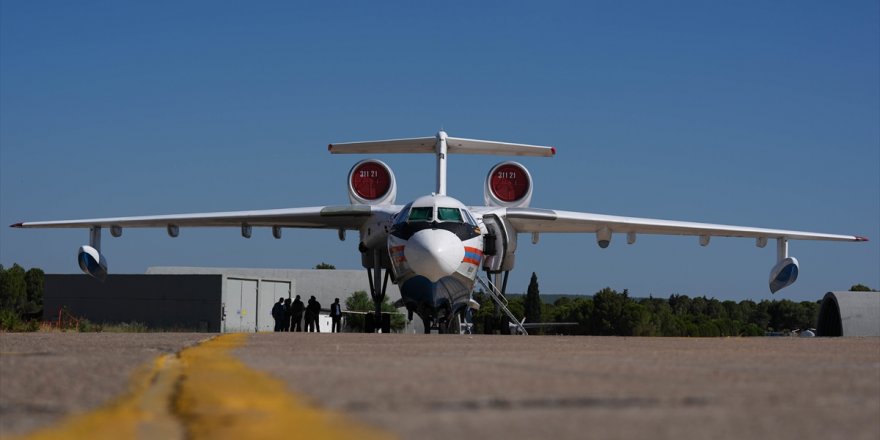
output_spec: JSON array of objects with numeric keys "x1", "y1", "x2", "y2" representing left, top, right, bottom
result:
[
  {"x1": 312, "y1": 297, "x2": 322, "y2": 332},
  {"x1": 291, "y1": 295, "x2": 304, "y2": 332},
  {"x1": 305, "y1": 296, "x2": 316, "y2": 332},
  {"x1": 271, "y1": 297, "x2": 285, "y2": 332},
  {"x1": 330, "y1": 298, "x2": 343, "y2": 333},
  {"x1": 283, "y1": 298, "x2": 292, "y2": 331}
]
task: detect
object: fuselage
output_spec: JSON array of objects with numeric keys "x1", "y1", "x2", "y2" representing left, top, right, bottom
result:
[{"x1": 387, "y1": 194, "x2": 484, "y2": 330}]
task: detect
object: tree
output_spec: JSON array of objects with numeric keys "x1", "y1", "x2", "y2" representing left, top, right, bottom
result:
[
  {"x1": 524, "y1": 272, "x2": 542, "y2": 326},
  {"x1": 315, "y1": 262, "x2": 336, "y2": 270},
  {"x1": 343, "y1": 290, "x2": 406, "y2": 332},
  {"x1": 850, "y1": 284, "x2": 876, "y2": 292},
  {"x1": 0, "y1": 264, "x2": 27, "y2": 313},
  {"x1": 590, "y1": 287, "x2": 629, "y2": 335},
  {"x1": 24, "y1": 268, "x2": 44, "y2": 315},
  {"x1": 344, "y1": 291, "x2": 372, "y2": 331}
]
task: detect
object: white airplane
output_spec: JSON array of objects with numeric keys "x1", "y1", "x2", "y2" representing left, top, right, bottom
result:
[{"x1": 11, "y1": 131, "x2": 869, "y2": 333}]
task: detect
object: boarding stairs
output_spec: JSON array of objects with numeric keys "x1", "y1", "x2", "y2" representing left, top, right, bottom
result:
[{"x1": 475, "y1": 275, "x2": 528, "y2": 335}]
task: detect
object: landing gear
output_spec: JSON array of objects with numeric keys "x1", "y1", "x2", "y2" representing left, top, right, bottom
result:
[
  {"x1": 365, "y1": 313, "x2": 376, "y2": 333},
  {"x1": 381, "y1": 313, "x2": 391, "y2": 333},
  {"x1": 364, "y1": 248, "x2": 391, "y2": 333},
  {"x1": 363, "y1": 313, "x2": 391, "y2": 333},
  {"x1": 421, "y1": 310, "x2": 468, "y2": 334}
]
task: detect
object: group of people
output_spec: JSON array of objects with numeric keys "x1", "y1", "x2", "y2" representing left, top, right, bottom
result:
[{"x1": 271, "y1": 295, "x2": 343, "y2": 332}]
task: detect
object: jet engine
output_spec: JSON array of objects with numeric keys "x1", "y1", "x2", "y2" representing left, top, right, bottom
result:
[
  {"x1": 348, "y1": 159, "x2": 396, "y2": 205},
  {"x1": 484, "y1": 161, "x2": 533, "y2": 208},
  {"x1": 78, "y1": 245, "x2": 108, "y2": 281}
]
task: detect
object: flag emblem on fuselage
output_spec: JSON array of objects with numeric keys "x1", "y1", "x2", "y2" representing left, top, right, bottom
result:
[{"x1": 463, "y1": 246, "x2": 483, "y2": 266}]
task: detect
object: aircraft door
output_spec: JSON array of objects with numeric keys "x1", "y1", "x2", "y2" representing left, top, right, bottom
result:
[{"x1": 481, "y1": 214, "x2": 517, "y2": 273}]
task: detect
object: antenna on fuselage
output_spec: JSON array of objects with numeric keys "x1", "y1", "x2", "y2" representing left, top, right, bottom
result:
[{"x1": 328, "y1": 131, "x2": 556, "y2": 195}]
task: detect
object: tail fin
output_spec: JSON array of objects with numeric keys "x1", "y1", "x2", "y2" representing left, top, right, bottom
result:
[{"x1": 329, "y1": 131, "x2": 554, "y2": 195}]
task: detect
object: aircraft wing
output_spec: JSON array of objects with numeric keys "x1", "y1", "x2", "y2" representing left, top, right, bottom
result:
[
  {"x1": 11, "y1": 205, "x2": 395, "y2": 230},
  {"x1": 479, "y1": 207, "x2": 867, "y2": 242}
]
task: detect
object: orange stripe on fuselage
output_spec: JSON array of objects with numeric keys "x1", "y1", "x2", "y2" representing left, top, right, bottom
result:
[{"x1": 463, "y1": 246, "x2": 483, "y2": 256}]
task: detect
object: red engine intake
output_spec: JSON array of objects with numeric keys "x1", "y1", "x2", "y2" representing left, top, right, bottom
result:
[
  {"x1": 484, "y1": 161, "x2": 533, "y2": 208},
  {"x1": 348, "y1": 159, "x2": 396, "y2": 205}
]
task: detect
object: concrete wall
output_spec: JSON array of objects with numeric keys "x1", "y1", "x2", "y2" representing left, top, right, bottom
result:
[
  {"x1": 147, "y1": 267, "x2": 401, "y2": 308},
  {"x1": 44, "y1": 274, "x2": 222, "y2": 332}
]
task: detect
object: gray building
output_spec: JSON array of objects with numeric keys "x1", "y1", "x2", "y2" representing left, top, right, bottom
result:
[
  {"x1": 816, "y1": 291, "x2": 880, "y2": 337},
  {"x1": 44, "y1": 274, "x2": 223, "y2": 331},
  {"x1": 44, "y1": 267, "x2": 403, "y2": 333}
]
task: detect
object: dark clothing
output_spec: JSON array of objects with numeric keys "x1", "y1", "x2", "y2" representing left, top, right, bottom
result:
[
  {"x1": 304, "y1": 310, "x2": 314, "y2": 332},
  {"x1": 291, "y1": 298, "x2": 304, "y2": 332},
  {"x1": 283, "y1": 299, "x2": 292, "y2": 332},
  {"x1": 330, "y1": 302, "x2": 342, "y2": 333},
  {"x1": 306, "y1": 298, "x2": 322, "y2": 332},
  {"x1": 313, "y1": 300, "x2": 321, "y2": 332},
  {"x1": 271, "y1": 302, "x2": 284, "y2": 332}
]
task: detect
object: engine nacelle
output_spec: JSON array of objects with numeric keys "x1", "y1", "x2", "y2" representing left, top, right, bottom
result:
[
  {"x1": 484, "y1": 161, "x2": 533, "y2": 208},
  {"x1": 348, "y1": 159, "x2": 396, "y2": 205},
  {"x1": 78, "y1": 245, "x2": 108, "y2": 281},
  {"x1": 769, "y1": 256, "x2": 799, "y2": 293}
]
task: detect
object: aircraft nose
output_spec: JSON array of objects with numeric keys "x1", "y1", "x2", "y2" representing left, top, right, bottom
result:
[{"x1": 404, "y1": 229, "x2": 465, "y2": 282}]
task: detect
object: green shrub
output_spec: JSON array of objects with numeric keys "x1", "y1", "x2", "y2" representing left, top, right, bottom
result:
[
  {"x1": 76, "y1": 319, "x2": 102, "y2": 332},
  {"x1": 0, "y1": 308, "x2": 39, "y2": 332}
]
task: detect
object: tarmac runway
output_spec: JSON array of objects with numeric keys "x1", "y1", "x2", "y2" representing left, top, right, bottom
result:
[{"x1": 1, "y1": 333, "x2": 879, "y2": 440}]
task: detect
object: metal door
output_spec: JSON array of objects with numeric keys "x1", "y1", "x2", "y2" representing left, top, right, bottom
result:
[
  {"x1": 226, "y1": 278, "x2": 258, "y2": 332},
  {"x1": 258, "y1": 280, "x2": 290, "y2": 332}
]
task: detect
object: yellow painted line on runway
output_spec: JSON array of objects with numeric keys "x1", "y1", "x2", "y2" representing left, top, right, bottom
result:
[
  {"x1": 17, "y1": 334, "x2": 392, "y2": 440},
  {"x1": 17, "y1": 354, "x2": 181, "y2": 440},
  {"x1": 175, "y1": 333, "x2": 391, "y2": 440}
]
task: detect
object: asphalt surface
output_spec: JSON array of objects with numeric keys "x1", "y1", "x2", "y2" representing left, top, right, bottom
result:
[
  {"x1": 2, "y1": 333, "x2": 879, "y2": 440},
  {"x1": 0, "y1": 333, "x2": 207, "y2": 437},
  {"x1": 239, "y1": 334, "x2": 880, "y2": 440}
]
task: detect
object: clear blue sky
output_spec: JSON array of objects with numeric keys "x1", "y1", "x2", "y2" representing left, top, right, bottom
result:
[{"x1": 2, "y1": 1, "x2": 878, "y2": 302}]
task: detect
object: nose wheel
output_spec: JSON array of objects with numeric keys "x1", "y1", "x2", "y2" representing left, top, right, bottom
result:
[{"x1": 421, "y1": 310, "x2": 466, "y2": 334}]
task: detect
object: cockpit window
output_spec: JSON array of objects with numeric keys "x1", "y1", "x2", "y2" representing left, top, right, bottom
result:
[
  {"x1": 408, "y1": 207, "x2": 433, "y2": 222},
  {"x1": 437, "y1": 207, "x2": 463, "y2": 222},
  {"x1": 463, "y1": 209, "x2": 478, "y2": 226},
  {"x1": 394, "y1": 203, "x2": 413, "y2": 225}
]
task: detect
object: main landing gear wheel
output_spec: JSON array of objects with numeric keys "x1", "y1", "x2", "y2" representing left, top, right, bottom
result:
[
  {"x1": 380, "y1": 313, "x2": 392, "y2": 333},
  {"x1": 364, "y1": 312, "x2": 392, "y2": 333},
  {"x1": 364, "y1": 313, "x2": 376, "y2": 333},
  {"x1": 446, "y1": 315, "x2": 462, "y2": 335}
]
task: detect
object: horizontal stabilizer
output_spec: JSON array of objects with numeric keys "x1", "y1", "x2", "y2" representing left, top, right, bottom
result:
[
  {"x1": 446, "y1": 137, "x2": 554, "y2": 156},
  {"x1": 329, "y1": 137, "x2": 436, "y2": 154},
  {"x1": 329, "y1": 132, "x2": 555, "y2": 157}
]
